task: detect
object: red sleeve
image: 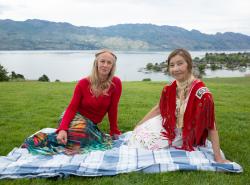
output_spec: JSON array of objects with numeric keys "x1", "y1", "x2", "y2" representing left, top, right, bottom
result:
[
  {"x1": 202, "y1": 93, "x2": 215, "y2": 130},
  {"x1": 108, "y1": 77, "x2": 122, "y2": 136},
  {"x1": 193, "y1": 89, "x2": 216, "y2": 146},
  {"x1": 57, "y1": 81, "x2": 83, "y2": 132}
]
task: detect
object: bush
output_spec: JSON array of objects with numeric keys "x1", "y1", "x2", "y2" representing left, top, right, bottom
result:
[
  {"x1": 146, "y1": 63, "x2": 153, "y2": 70},
  {"x1": 10, "y1": 71, "x2": 25, "y2": 81},
  {"x1": 198, "y1": 64, "x2": 206, "y2": 74},
  {"x1": 0, "y1": 64, "x2": 9, "y2": 81},
  {"x1": 38, "y1": 74, "x2": 50, "y2": 82},
  {"x1": 142, "y1": 78, "x2": 151, "y2": 81}
]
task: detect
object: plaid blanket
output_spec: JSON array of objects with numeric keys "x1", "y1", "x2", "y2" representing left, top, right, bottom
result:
[{"x1": 0, "y1": 128, "x2": 243, "y2": 179}]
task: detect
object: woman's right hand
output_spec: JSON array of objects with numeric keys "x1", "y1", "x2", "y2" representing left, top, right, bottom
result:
[{"x1": 57, "y1": 130, "x2": 68, "y2": 145}]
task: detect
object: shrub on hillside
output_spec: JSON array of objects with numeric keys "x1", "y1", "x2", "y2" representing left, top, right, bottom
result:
[
  {"x1": 0, "y1": 64, "x2": 9, "y2": 81},
  {"x1": 10, "y1": 71, "x2": 25, "y2": 81},
  {"x1": 142, "y1": 78, "x2": 151, "y2": 81},
  {"x1": 38, "y1": 74, "x2": 50, "y2": 82}
]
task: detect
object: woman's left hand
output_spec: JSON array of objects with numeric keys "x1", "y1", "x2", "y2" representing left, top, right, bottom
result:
[
  {"x1": 112, "y1": 134, "x2": 120, "y2": 140},
  {"x1": 215, "y1": 157, "x2": 231, "y2": 163}
]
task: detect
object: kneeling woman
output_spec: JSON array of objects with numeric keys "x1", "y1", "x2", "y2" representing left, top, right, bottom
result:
[
  {"x1": 128, "y1": 48, "x2": 229, "y2": 163},
  {"x1": 23, "y1": 49, "x2": 122, "y2": 155}
]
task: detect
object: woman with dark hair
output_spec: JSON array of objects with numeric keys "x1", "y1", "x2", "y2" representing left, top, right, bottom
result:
[
  {"x1": 23, "y1": 49, "x2": 122, "y2": 155},
  {"x1": 128, "y1": 48, "x2": 229, "y2": 163}
]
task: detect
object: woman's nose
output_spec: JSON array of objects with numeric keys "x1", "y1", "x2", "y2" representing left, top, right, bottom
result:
[
  {"x1": 172, "y1": 65, "x2": 179, "y2": 71},
  {"x1": 103, "y1": 62, "x2": 108, "y2": 67}
]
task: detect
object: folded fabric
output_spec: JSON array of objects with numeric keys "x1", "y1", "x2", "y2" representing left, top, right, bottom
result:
[{"x1": 0, "y1": 128, "x2": 243, "y2": 179}]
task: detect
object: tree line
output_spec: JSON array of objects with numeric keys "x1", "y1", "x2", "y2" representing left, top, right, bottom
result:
[
  {"x1": 144, "y1": 52, "x2": 250, "y2": 78},
  {"x1": 0, "y1": 64, "x2": 51, "y2": 82}
]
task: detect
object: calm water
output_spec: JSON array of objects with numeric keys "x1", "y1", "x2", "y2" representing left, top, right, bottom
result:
[{"x1": 0, "y1": 50, "x2": 250, "y2": 82}]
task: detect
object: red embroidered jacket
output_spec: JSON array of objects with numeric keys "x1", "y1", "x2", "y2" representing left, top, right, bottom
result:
[{"x1": 160, "y1": 79, "x2": 215, "y2": 151}]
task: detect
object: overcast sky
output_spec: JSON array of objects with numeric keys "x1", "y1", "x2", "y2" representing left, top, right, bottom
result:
[{"x1": 0, "y1": 0, "x2": 250, "y2": 35}]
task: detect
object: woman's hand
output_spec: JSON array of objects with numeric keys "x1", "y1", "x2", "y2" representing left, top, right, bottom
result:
[
  {"x1": 112, "y1": 134, "x2": 120, "y2": 140},
  {"x1": 57, "y1": 130, "x2": 68, "y2": 145},
  {"x1": 215, "y1": 156, "x2": 231, "y2": 163},
  {"x1": 208, "y1": 129, "x2": 231, "y2": 164}
]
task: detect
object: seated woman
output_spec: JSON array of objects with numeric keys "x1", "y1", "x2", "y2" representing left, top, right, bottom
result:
[
  {"x1": 128, "y1": 48, "x2": 229, "y2": 163},
  {"x1": 23, "y1": 49, "x2": 122, "y2": 155}
]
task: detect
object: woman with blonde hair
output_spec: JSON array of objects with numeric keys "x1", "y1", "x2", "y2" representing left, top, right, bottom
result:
[{"x1": 23, "y1": 49, "x2": 122, "y2": 155}]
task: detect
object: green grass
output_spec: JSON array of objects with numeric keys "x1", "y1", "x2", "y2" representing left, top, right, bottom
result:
[{"x1": 0, "y1": 77, "x2": 249, "y2": 185}]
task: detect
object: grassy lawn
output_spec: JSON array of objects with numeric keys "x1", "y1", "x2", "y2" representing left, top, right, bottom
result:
[{"x1": 0, "y1": 77, "x2": 249, "y2": 184}]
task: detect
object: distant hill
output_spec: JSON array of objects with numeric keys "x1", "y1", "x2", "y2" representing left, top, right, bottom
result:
[{"x1": 1, "y1": 19, "x2": 250, "y2": 50}]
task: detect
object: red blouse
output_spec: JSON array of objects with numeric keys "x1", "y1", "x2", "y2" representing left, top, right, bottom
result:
[{"x1": 57, "y1": 76, "x2": 122, "y2": 136}]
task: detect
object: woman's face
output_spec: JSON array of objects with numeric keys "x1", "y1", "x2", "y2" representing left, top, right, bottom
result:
[
  {"x1": 96, "y1": 52, "x2": 115, "y2": 77},
  {"x1": 169, "y1": 55, "x2": 190, "y2": 82}
]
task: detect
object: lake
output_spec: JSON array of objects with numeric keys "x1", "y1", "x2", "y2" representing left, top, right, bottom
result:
[{"x1": 0, "y1": 50, "x2": 250, "y2": 82}]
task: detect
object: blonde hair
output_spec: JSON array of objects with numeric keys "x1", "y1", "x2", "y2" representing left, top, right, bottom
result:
[{"x1": 89, "y1": 49, "x2": 117, "y2": 96}]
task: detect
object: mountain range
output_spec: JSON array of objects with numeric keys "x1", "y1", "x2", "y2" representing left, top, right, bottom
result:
[{"x1": 1, "y1": 19, "x2": 250, "y2": 50}]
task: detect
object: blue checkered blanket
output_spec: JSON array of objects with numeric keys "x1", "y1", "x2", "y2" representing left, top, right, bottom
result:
[{"x1": 0, "y1": 128, "x2": 243, "y2": 179}]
